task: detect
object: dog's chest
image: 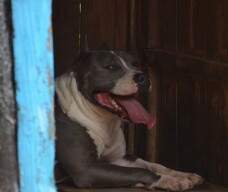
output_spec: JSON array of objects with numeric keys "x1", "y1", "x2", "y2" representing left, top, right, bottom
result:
[{"x1": 86, "y1": 119, "x2": 126, "y2": 161}]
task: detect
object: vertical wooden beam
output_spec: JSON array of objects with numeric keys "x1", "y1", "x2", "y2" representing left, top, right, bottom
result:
[
  {"x1": 128, "y1": 0, "x2": 136, "y2": 50},
  {"x1": 52, "y1": 0, "x2": 80, "y2": 76},
  {"x1": 12, "y1": 0, "x2": 56, "y2": 192},
  {"x1": 146, "y1": 58, "x2": 159, "y2": 162},
  {"x1": 0, "y1": 1, "x2": 18, "y2": 191}
]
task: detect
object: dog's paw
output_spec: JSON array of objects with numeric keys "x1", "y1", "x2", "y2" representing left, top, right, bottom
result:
[
  {"x1": 185, "y1": 173, "x2": 204, "y2": 186},
  {"x1": 148, "y1": 174, "x2": 201, "y2": 191},
  {"x1": 168, "y1": 171, "x2": 204, "y2": 187}
]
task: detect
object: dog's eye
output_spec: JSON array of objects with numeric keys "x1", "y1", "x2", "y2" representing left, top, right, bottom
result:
[{"x1": 104, "y1": 64, "x2": 119, "y2": 71}]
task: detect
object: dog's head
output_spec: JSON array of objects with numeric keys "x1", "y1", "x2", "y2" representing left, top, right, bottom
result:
[{"x1": 73, "y1": 50, "x2": 155, "y2": 129}]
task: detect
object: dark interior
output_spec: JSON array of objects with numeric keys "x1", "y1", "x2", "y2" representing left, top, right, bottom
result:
[{"x1": 52, "y1": 0, "x2": 228, "y2": 191}]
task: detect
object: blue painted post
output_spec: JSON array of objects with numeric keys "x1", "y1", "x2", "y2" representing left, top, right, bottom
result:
[{"x1": 12, "y1": 1, "x2": 56, "y2": 192}]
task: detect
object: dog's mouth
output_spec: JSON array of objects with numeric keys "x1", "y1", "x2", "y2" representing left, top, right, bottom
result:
[{"x1": 95, "y1": 92, "x2": 156, "y2": 129}]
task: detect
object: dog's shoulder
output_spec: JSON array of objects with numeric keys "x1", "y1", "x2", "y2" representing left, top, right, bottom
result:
[{"x1": 55, "y1": 102, "x2": 88, "y2": 134}]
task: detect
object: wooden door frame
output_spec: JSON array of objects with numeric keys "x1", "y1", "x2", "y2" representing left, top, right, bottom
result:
[{"x1": 12, "y1": 0, "x2": 56, "y2": 191}]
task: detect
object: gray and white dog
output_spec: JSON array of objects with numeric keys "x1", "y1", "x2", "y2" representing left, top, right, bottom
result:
[{"x1": 55, "y1": 50, "x2": 203, "y2": 191}]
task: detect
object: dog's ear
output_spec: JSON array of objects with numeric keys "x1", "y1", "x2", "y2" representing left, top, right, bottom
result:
[
  {"x1": 71, "y1": 51, "x2": 91, "y2": 74},
  {"x1": 73, "y1": 48, "x2": 91, "y2": 71}
]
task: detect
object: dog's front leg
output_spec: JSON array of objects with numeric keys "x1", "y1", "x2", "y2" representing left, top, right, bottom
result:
[
  {"x1": 112, "y1": 157, "x2": 203, "y2": 191},
  {"x1": 56, "y1": 119, "x2": 160, "y2": 188},
  {"x1": 71, "y1": 162, "x2": 160, "y2": 188}
]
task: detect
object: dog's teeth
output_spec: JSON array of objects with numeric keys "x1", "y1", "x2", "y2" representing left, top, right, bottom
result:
[
  {"x1": 110, "y1": 100, "x2": 116, "y2": 106},
  {"x1": 116, "y1": 105, "x2": 121, "y2": 110},
  {"x1": 111, "y1": 99, "x2": 120, "y2": 110}
]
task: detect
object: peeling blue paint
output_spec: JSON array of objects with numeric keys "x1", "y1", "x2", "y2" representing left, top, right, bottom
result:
[{"x1": 12, "y1": 1, "x2": 56, "y2": 192}]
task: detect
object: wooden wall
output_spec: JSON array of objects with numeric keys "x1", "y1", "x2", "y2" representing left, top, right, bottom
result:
[
  {"x1": 146, "y1": 0, "x2": 228, "y2": 186},
  {"x1": 52, "y1": 0, "x2": 228, "y2": 187},
  {"x1": 53, "y1": 0, "x2": 149, "y2": 73}
]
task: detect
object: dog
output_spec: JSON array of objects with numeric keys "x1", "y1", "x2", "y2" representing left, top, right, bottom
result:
[{"x1": 55, "y1": 50, "x2": 203, "y2": 191}]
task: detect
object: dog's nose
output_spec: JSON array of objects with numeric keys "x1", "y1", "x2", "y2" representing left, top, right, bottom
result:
[{"x1": 134, "y1": 73, "x2": 146, "y2": 85}]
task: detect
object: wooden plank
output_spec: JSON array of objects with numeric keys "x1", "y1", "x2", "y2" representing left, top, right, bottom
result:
[
  {"x1": 133, "y1": 0, "x2": 149, "y2": 50},
  {"x1": 81, "y1": 0, "x2": 128, "y2": 49},
  {"x1": 145, "y1": 0, "x2": 228, "y2": 186},
  {"x1": 177, "y1": 78, "x2": 206, "y2": 174},
  {"x1": 146, "y1": 50, "x2": 228, "y2": 186},
  {"x1": 216, "y1": 0, "x2": 228, "y2": 62},
  {"x1": 79, "y1": 0, "x2": 128, "y2": 50},
  {"x1": 177, "y1": 0, "x2": 228, "y2": 62},
  {"x1": 59, "y1": 186, "x2": 151, "y2": 192},
  {"x1": 0, "y1": 0, "x2": 18, "y2": 191},
  {"x1": 58, "y1": 183, "x2": 228, "y2": 192},
  {"x1": 150, "y1": 53, "x2": 178, "y2": 169},
  {"x1": 12, "y1": 0, "x2": 56, "y2": 192},
  {"x1": 147, "y1": 0, "x2": 161, "y2": 49},
  {"x1": 127, "y1": 0, "x2": 137, "y2": 49},
  {"x1": 157, "y1": 0, "x2": 177, "y2": 50},
  {"x1": 177, "y1": 78, "x2": 228, "y2": 186},
  {"x1": 146, "y1": 55, "x2": 159, "y2": 162},
  {"x1": 146, "y1": 49, "x2": 228, "y2": 79},
  {"x1": 177, "y1": 0, "x2": 194, "y2": 52},
  {"x1": 149, "y1": 0, "x2": 228, "y2": 61},
  {"x1": 223, "y1": 85, "x2": 228, "y2": 183},
  {"x1": 221, "y1": 0, "x2": 228, "y2": 61},
  {"x1": 191, "y1": 0, "x2": 209, "y2": 56},
  {"x1": 204, "y1": 81, "x2": 227, "y2": 185},
  {"x1": 114, "y1": 0, "x2": 128, "y2": 49},
  {"x1": 86, "y1": 0, "x2": 115, "y2": 48},
  {"x1": 177, "y1": 0, "x2": 216, "y2": 57},
  {"x1": 53, "y1": 0, "x2": 80, "y2": 75}
]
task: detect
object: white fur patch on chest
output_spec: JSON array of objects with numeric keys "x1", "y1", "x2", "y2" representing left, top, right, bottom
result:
[{"x1": 55, "y1": 72, "x2": 126, "y2": 159}]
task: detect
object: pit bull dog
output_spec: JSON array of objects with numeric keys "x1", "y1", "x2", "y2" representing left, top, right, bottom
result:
[{"x1": 55, "y1": 50, "x2": 203, "y2": 191}]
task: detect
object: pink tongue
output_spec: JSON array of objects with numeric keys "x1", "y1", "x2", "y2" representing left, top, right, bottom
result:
[{"x1": 117, "y1": 98, "x2": 156, "y2": 129}]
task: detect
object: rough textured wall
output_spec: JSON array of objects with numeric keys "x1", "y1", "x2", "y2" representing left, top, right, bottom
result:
[{"x1": 0, "y1": 0, "x2": 18, "y2": 191}]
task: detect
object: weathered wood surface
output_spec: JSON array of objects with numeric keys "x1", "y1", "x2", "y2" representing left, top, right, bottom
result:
[
  {"x1": 147, "y1": 0, "x2": 228, "y2": 61},
  {"x1": 146, "y1": 50, "x2": 228, "y2": 184},
  {"x1": 0, "y1": 0, "x2": 18, "y2": 191},
  {"x1": 53, "y1": 0, "x2": 80, "y2": 76},
  {"x1": 58, "y1": 183, "x2": 228, "y2": 192},
  {"x1": 12, "y1": 0, "x2": 56, "y2": 192},
  {"x1": 145, "y1": 0, "x2": 228, "y2": 187}
]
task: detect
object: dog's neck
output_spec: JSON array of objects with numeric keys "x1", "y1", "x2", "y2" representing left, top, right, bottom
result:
[{"x1": 56, "y1": 72, "x2": 122, "y2": 156}]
